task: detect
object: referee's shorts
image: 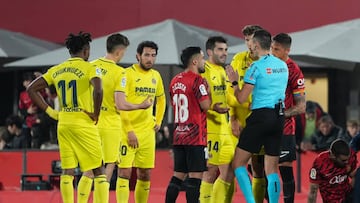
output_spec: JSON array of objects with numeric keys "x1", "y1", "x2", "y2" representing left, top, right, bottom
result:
[{"x1": 238, "y1": 108, "x2": 285, "y2": 156}]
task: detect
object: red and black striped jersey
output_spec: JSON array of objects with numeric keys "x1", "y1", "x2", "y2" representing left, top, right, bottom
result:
[{"x1": 170, "y1": 71, "x2": 209, "y2": 146}]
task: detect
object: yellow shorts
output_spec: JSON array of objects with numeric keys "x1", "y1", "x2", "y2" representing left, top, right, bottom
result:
[
  {"x1": 207, "y1": 133, "x2": 234, "y2": 165},
  {"x1": 118, "y1": 129, "x2": 155, "y2": 169},
  {"x1": 58, "y1": 124, "x2": 103, "y2": 172},
  {"x1": 99, "y1": 128, "x2": 121, "y2": 164}
]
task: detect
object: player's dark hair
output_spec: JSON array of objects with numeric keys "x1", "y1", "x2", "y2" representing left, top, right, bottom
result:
[
  {"x1": 65, "y1": 31, "x2": 92, "y2": 55},
  {"x1": 206, "y1": 36, "x2": 227, "y2": 51},
  {"x1": 107, "y1": 33, "x2": 130, "y2": 53},
  {"x1": 242, "y1": 25, "x2": 263, "y2": 36},
  {"x1": 273, "y1": 33, "x2": 292, "y2": 49},
  {"x1": 6, "y1": 115, "x2": 23, "y2": 129},
  {"x1": 330, "y1": 139, "x2": 350, "y2": 157},
  {"x1": 137, "y1": 41, "x2": 158, "y2": 55},
  {"x1": 180, "y1": 47, "x2": 202, "y2": 68},
  {"x1": 253, "y1": 29, "x2": 272, "y2": 50}
]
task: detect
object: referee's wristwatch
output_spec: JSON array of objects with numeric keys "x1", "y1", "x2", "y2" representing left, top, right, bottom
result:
[{"x1": 231, "y1": 81, "x2": 238, "y2": 87}]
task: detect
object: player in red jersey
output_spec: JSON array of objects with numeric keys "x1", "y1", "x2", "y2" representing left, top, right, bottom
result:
[
  {"x1": 165, "y1": 46, "x2": 211, "y2": 203},
  {"x1": 308, "y1": 139, "x2": 357, "y2": 203}
]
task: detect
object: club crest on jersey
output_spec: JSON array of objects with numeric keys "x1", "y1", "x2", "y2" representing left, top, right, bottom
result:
[{"x1": 152, "y1": 78, "x2": 156, "y2": 84}]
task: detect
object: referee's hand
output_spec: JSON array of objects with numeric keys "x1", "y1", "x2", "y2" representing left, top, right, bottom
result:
[{"x1": 127, "y1": 131, "x2": 139, "y2": 148}]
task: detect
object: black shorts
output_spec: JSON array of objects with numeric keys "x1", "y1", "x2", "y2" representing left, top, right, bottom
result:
[
  {"x1": 238, "y1": 108, "x2": 284, "y2": 156},
  {"x1": 173, "y1": 145, "x2": 207, "y2": 173},
  {"x1": 279, "y1": 135, "x2": 296, "y2": 163}
]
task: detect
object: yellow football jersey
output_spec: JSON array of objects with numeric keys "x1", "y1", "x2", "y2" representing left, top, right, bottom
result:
[
  {"x1": 119, "y1": 64, "x2": 165, "y2": 132},
  {"x1": 201, "y1": 61, "x2": 229, "y2": 134},
  {"x1": 42, "y1": 57, "x2": 101, "y2": 127},
  {"x1": 91, "y1": 57, "x2": 124, "y2": 129},
  {"x1": 227, "y1": 51, "x2": 255, "y2": 126}
]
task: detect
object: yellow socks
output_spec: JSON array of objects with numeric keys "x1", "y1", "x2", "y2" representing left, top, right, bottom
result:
[
  {"x1": 135, "y1": 180, "x2": 150, "y2": 203},
  {"x1": 77, "y1": 175, "x2": 93, "y2": 203},
  {"x1": 211, "y1": 178, "x2": 231, "y2": 203},
  {"x1": 60, "y1": 175, "x2": 74, "y2": 203},
  {"x1": 225, "y1": 179, "x2": 235, "y2": 203},
  {"x1": 252, "y1": 177, "x2": 266, "y2": 203},
  {"x1": 199, "y1": 181, "x2": 213, "y2": 203},
  {"x1": 116, "y1": 177, "x2": 130, "y2": 203},
  {"x1": 94, "y1": 175, "x2": 109, "y2": 203}
]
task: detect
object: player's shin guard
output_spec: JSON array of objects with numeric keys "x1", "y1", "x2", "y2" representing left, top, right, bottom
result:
[
  {"x1": 185, "y1": 178, "x2": 202, "y2": 203},
  {"x1": 135, "y1": 179, "x2": 150, "y2": 203},
  {"x1": 234, "y1": 166, "x2": 255, "y2": 203},
  {"x1": 211, "y1": 178, "x2": 230, "y2": 203},
  {"x1": 116, "y1": 177, "x2": 129, "y2": 203},
  {"x1": 94, "y1": 175, "x2": 109, "y2": 203},
  {"x1": 252, "y1": 177, "x2": 266, "y2": 203},
  {"x1": 77, "y1": 175, "x2": 93, "y2": 203},
  {"x1": 60, "y1": 175, "x2": 74, "y2": 203},
  {"x1": 225, "y1": 179, "x2": 235, "y2": 203},
  {"x1": 279, "y1": 166, "x2": 295, "y2": 203},
  {"x1": 199, "y1": 181, "x2": 213, "y2": 203},
  {"x1": 267, "y1": 173, "x2": 280, "y2": 203},
  {"x1": 165, "y1": 176, "x2": 183, "y2": 203}
]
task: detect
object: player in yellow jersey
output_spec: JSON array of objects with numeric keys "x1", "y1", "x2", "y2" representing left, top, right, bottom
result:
[
  {"x1": 26, "y1": 32, "x2": 109, "y2": 203},
  {"x1": 116, "y1": 41, "x2": 166, "y2": 203},
  {"x1": 227, "y1": 25, "x2": 266, "y2": 203},
  {"x1": 199, "y1": 36, "x2": 235, "y2": 203},
  {"x1": 78, "y1": 33, "x2": 152, "y2": 203}
]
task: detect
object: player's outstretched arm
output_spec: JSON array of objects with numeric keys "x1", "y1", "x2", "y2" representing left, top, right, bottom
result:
[{"x1": 114, "y1": 92, "x2": 152, "y2": 111}]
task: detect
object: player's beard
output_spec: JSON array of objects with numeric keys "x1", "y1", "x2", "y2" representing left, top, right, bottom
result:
[{"x1": 139, "y1": 62, "x2": 152, "y2": 71}]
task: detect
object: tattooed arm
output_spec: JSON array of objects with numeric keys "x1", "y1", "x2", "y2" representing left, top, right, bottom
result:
[
  {"x1": 285, "y1": 94, "x2": 306, "y2": 118},
  {"x1": 307, "y1": 183, "x2": 319, "y2": 203}
]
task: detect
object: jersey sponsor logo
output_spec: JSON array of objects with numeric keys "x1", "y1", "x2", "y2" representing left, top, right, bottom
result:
[
  {"x1": 199, "y1": 84, "x2": 207, "y2": 96},
  {"x1": 62, "y1": 107, "x2": 83, "y2": 112},
  {"x1": 135, "y1": 87, "x2": 156, "y2": 93},
  {"x1": 213, "y1": 85, "x2": 226, "y2": 91},
  {"x1": 310, "y1": 168, "x2": 317, "y2": 179},
  {"x1": 266, "y1": 68, "x2": 272, "y2": 74},
  {"x1": 175, "y1": 125, "x2": 190, "y2": 132},
  {"x1": 329, "y1": 174, "x2": 348, "y2": 184}
]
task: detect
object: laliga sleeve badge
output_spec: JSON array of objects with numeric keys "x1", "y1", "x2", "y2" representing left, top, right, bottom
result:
[
  {"x1": 95, "y1": 67, "x2": 102, "y2": 76},
  {"x1": 121, "y1": 77, "x2": 126, "y2": 88},
  {"x1": 199, "y1": 84, "x2": 208, "y2": 96},
  {"x1": 310, "y1": 168, "x2": 317, "y2": 179}
]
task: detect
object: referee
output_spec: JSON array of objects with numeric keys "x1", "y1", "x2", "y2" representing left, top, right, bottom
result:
[{"x1": 226, "y1": 29, "x2": 288, "y2": 203}]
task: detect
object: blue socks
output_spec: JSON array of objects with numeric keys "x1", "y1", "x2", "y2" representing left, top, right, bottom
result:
[
  {"x1": 234, "y1": 166, "x2": 255, "y2": 203},
  {"x1": 267, "y1": 173, "x2": 281, "y2": 203}
]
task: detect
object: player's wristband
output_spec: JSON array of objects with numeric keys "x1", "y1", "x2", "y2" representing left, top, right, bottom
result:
[
  {"x1": 231, "y1": 81, "x2": 238, "y2": 87},
  {"x1": 45, "y1": 106, "x2": 59, "y2": 120}
]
